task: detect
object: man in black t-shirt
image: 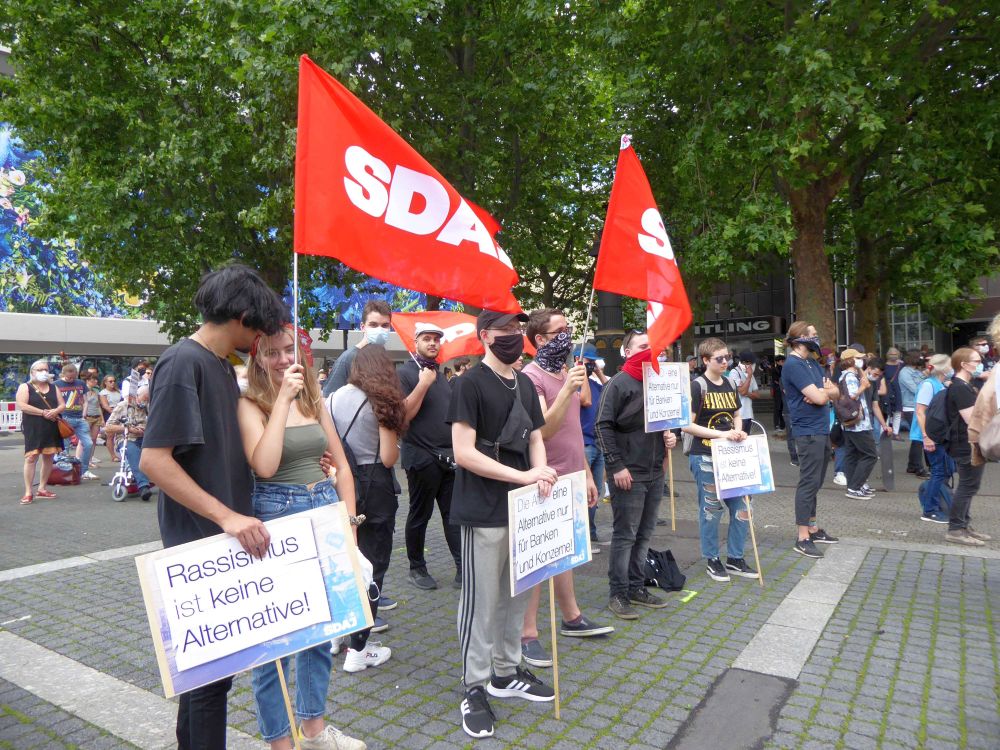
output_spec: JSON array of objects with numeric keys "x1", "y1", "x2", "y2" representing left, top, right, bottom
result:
[
  {"x1": 448, "y1": 310, "x2": 557, "y2": 740},
  {"x1": 944, "y1": 347, "x2": 991, "y2": 547},
  {"x1": 399, "y1": 322, "x2": 461, "y2": 590},
  {"x1": 682, "y1": 337, "x2": 757, "y2": 583},
  {"x1": 140, "y1": 263, "x2": 286, "y2": 750}
]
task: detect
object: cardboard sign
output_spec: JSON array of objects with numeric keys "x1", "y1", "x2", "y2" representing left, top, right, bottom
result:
[
  {"x1": 508, "y1": 471, "x2": 591, "y2": 596},
  {"x1": 136, "y1": 504, "x2": 370, "y2": 697},
  {"x1": 643, "y1": 362, "x2": 691, "y2": 432},
  {"x1": 710, "y1": 434, "x2": 775, "y2": 500}
]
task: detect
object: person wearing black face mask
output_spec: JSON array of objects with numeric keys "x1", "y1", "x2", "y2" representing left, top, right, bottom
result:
[
  {"x1": 122, "y1": 357, "x2": 149, "y2": 401},
  {"x1": 448, "y1": 309, "x2": 557, "y2": 739},
  {"x1": 781, "y1": 321, "x2": 841, "y2": 558}
]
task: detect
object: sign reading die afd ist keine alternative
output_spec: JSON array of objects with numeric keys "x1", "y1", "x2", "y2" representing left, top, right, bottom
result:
[
  {"x1": 710, "y1": 434, "x2": 775, "y2": 500},
  {"x1": 642, "y1": 362, "x2": 691, "y2": 433},
  {"x1": 135, "y1": 503, "x2": 371, "y2": 697},
  {"x1": 508, "y1": 471, "x2": 590, "y2": 597}
]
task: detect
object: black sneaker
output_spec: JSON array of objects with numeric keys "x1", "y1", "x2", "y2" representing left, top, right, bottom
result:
[
  {"x1": 794, "y1": 538, "x2": 824, "y2": 558},
  {"x1": 706, "y1": 557, "x2": 731, "y2": 582},
  {"x1": 408, "y1": 566, "x2": 438, "y2": 590},
  {"x1": 724, "y1": 557, "x2": 759, "y2": 579},
  {"x1": 140, "y1": 488, "x2": 152, "y2": 502},
  {"x1": 608, "y1": 594, "x2": 639, "y2": 620},
  {"x1": 845, "y1": 488, "x2": 869, "y2": 499},
  {"x1": 487, "y1": 666, "x2": 554, "y2": 702},
  {"x1": 460, "y1": 685, "x2": 495, "y2": 738},
  {"x1": 521, "y1": 638, "x2": 552, "y2": 668},
  {"x1": 628, "y1": 587, "x2": 669, "y2": 609},
  {"x1": 809, "y1": 528, "x2": 839, "y2": 544},
  {"x1": 560, "y1": 614, "x2": 615, "y2": 637}
]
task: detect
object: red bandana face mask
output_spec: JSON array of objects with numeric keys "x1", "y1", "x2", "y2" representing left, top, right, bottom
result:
[{"x1": 621, "y1": 349, "x2": 653, "y2": 381}]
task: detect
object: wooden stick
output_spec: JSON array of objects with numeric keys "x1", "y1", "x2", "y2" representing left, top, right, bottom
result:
[
  {"x1": 668, "y1": 448, "x2": 676, "y2": 531},
  {"x1": 744, "y1": 495, "x2": 765, "y2": 588},
  {"x1": 276, "y1": 659, "x2": 302, "y2": 750},
  {"x1": 549, "y1": 578, "x2": 561, "y2": 720}
]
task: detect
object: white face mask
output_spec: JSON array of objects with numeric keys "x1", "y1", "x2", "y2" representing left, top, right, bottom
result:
[
  {"x1": 595, "y1": 358, "x2": 606, "y2": 371},
  {"x1": 33, "y1": 371, "x2": 50, "y2": 383},
  {"x1": 854, "y1": 358, "x2": 865, "y2": 369},
  {"x1": 977, "y1": 344, "x2": 989, "y2": 354}
]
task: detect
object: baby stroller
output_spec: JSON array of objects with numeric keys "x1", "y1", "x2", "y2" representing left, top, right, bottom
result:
[{"x1": 110, "y1": 433, "x2": 140, "y2": 502}]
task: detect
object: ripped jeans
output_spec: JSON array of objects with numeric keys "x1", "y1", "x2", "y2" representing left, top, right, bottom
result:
[{"x1": 689, "y1": 453, "x2": 750, "y2": 561}]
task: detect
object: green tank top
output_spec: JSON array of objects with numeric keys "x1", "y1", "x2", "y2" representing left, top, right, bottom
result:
[{"x1": 262, "y1": 423, "x2": 328, "y2": 485}]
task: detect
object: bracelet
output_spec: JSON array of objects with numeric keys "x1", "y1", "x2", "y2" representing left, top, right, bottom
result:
[{"x1": 349, "y1": 514, "x2": 366, "y2": 527}]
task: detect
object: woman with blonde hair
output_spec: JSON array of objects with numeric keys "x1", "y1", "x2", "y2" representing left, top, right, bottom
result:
[
  {"x1": 237, "y1": 325, "x2": 365, "y2": 750},
  {"x1": 15, "y1": 360, "x2": 65, "y2": 504}
]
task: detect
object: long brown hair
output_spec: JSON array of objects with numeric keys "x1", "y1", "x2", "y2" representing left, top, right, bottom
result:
[
  {"x1": 349, "y1": 346, "x2": 407, "y2": 434},
  {"x1": 244, "y1": 329, "x2": 323, "y2": 421}
]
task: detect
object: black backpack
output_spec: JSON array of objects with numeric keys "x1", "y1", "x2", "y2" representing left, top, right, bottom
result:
[
  {"x1": 924, "y1": 386, "x2": 952, "y2": 446},
  {"x1": 643, "y1": 548, "x2": 687, "y2": 591}
]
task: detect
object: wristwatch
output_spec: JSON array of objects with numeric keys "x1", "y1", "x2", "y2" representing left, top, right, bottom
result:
[{"x1": 349, "y1": 514, "x2": 366, "y2": 527}]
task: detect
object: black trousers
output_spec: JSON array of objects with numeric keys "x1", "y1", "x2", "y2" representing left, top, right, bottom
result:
[
  {"x1": 773, "y1": 388, "x2": 786, "y2": 430},
  {"x1": 843, "y1": 429, "x2": 878, "y2": 491},
  {"x1": 907, "y1": 439, "x2": 926, "y2": 473},
  {"x1": 948, "y1": 455, "x2": 984, "y2": 531},
  {"x1": 405, "y1": 460, "x2": 461, "y2": 570},
  {"x1": 176, "y1": 677, "x2": 233, "y2": 750},
  {"x1": 351, "y1": 462, "x2": 398, "y2": 650},
  {"x1": 793, "y1": 434, "x2": 829, "y2": 527}
]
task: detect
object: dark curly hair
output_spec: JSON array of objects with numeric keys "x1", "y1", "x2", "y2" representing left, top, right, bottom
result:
[{"x1": 349, "y1": 346, "x2": 407, "y2": 434}]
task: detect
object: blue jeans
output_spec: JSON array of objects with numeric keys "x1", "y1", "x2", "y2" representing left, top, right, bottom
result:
[
  {"x1": 834, "y1": 444, "x2": 846, "y2": 474},
  {"x1": 920, "y1": 449, "x2": 954, "y2": 515},
  {"x1": 250, "y1": 478, "x2": 338, "y2": 742},
  {"x1": 689, "y1": 453, "x2": 749, "y2": 560},
  {"x1": 608, "y1": 476, "x2": 662, "y2": 598},
  {"x1": 65, "y1": 415, "x2": 94, "y2": 469},
  {"x1": 124, "y1": 438, "x2": 150, "y2": 491},
  {"x1": 584, "y1": 443, "x2": 605, "y2": 540}
]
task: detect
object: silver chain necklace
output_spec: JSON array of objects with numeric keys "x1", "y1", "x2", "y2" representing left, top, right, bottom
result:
[{"x1": 484, "y1": 363, "x2": 517, "y2": 391}]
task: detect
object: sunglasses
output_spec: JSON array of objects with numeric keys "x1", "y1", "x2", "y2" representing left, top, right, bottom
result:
[{"x1": 711, "y1": 355, "x2": 731, "y2": 364}]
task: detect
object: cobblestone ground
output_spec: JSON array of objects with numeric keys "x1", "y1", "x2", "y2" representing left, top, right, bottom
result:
[{"x1": 767, "y1": 548, "x2": 1000, "y2": 750}]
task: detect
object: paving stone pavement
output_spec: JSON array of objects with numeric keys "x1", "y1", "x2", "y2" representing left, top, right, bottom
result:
[{"x1": 2, "y1": 431, "x2": 999, "y2": 748}]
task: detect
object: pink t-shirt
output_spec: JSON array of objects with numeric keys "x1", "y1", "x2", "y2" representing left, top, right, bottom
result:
[{"x1": 522, "y1": 362, "x2": 586, "y2": 477}]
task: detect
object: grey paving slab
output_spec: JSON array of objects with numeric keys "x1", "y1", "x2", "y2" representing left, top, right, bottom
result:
[
  {"x1": 784, "y1": 578, "x2": 849, "y2": 605},
  {"x1": 732, "y1": 624, "x2": 823, "y2": 680},
  {"x1": 767, "y1": 598, "x2": 837, "y2": 633}
]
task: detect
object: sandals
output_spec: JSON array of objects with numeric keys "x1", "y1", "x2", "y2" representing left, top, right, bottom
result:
[
  {"x1": 36, "y1": 488, "x2": 57, "y2": 499},
  {"x1": 20, "y1": 494, "x2": 33, "y2": 505}
]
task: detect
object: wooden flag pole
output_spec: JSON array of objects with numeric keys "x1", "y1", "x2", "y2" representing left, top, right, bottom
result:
[
  {"x1": 577, "y1": 285, "x2": 597, "y2": 357},
  {"x1": 668, "y1": 448, "x2": 676, "y2": 531},
  {"x1": 292, "y1": 253, "x2": 300, "y2": 366},
  {"x1": 549, "y1": 578, "x2": 561, "y2": 719},
  {"x1": 276, "y1": 659, "x2": 302, "y2": 750},
  {"x1": 745, "y1": 495, "x2": 765, "y2": 588}
]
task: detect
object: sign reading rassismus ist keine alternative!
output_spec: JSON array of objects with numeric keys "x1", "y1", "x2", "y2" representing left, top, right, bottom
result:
[{"x1": 709, "y1": 434, "x2": 775, "y2": 500}]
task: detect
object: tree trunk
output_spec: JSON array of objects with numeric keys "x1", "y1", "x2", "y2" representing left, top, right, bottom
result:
[
  {"x1": 877, "y1": 289, "x2": 892, "y2": 353},
  {"x1": 788, "y1": 183, "x2": 838, "y2": 349},
  {"x1": 426, "y1": 295, "x2": 442, "y2": 311},
  {"x1": 851, "y1": 235, "x2": 879, "y2": 352}
]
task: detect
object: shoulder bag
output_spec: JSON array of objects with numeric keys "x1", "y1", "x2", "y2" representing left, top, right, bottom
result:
[{"x1": 31, "y1": 383, "x2": 74, "y2": 439}]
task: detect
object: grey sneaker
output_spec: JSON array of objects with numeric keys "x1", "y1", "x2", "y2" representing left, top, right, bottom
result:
[
  {"x1": 608, "y1": 594, "x2": 639, "y2": 620},
  {"x1": 408, "y1": 567, "x2": 438, "y2": 590},
  {"x1": 628, "y1": 587, "x2": 668, "y2": 608},
  {"x1": 794, "y1": 538, "x2": 824, "y2": 558},
  {"x1": 966, "y1": 527, "x2": 992, "y2": 541},
  {"x1": 946, "y1": 529, "x2": 985, "y2": 546},
  {"x1": 298, "y1": 723, "x2": 367, "y2": 750},
  {"x1": 521, "y1": 638, "x2": 552, "y2": 668}
]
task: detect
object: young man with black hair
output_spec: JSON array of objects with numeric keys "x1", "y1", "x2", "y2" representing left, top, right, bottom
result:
[
  {"x1": 450, "y1": 310, "x2": 557, "y2": 739},
  {"x1": 596, "y1": 330, "x2": 678, "y2": 620},
  {"x1": 140, "y1": 263, "x2": 288, "y2": 750},
  {"x1": 322, "y1": 299, "x2": 392, "y2": 397}
]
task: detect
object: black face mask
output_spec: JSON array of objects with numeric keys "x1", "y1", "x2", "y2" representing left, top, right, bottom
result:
[
  {"x1": 793, "y1": 336, "x2": 821, "y2": 354},
  {"x1": 584, "y1": 361, "x2": 596, "y2": 376},
  {"x1": 136, "y1": 367, "x2": 147, "y2": 376},
  {"x1": 489, "y1": 333, "x2": 524, "y2": 365}
]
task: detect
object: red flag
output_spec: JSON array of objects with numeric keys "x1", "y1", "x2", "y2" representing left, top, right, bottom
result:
[
  {"x1": 594, "y1": 135, "x2": 692, "y2": 367},
  {"x1": 294, "y1": 55, "x2": 522, "y2": 314},
  {"x1": 391, "y1": 310, "x2": 535, "y2": 362}
]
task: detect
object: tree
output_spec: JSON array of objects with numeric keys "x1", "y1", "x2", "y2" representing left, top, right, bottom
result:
[{"x1": 615, "y1": 0, "x2": 997, "y2": 348}]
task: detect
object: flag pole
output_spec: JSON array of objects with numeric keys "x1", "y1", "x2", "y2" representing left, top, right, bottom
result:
[
  {"x1": 292, "y1": 253, "x2": 300, "y2": 367},
  {"x1": 578, "y1": 285, "x2": 597, "y2": 356}
]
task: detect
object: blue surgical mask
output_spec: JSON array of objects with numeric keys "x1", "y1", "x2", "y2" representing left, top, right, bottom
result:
[
  {"x1": 973, "y1": 363, "x2": 984, "y2": 377},
  {"x1": 366, "y1": 328, "x2": 389, "y2": 346}
]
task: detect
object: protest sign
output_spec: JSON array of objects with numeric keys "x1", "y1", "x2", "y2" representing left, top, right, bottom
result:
[
  {"x1": 508, "y1": 470, "x2": 590, "y2": 597},
  {"x1": 710, "y1": 433, "x2": 775, "y2": 500},
  {"x1": 643, "y1": 362, "x2": 691, "y2": 432},
  {"x1": 136, "y1": 503, "x2": 370, "y2": 697}
]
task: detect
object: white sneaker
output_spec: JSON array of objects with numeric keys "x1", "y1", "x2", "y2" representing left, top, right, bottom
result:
[
  {"x1": 833, "y1": 472, "x2": 847, "y2": 486},
  {"x1": 82, "y1": 471, "x2": 99, "y2": 480},
  {"x1": 330, "y1": 636, "x2": 346, "y2": 655},
  {"x1": 298, "y1": 723, "x2": 367, "y2": 750},
  {"x1": 342, "y1": 642, "x2": 391, "y2": 673}
]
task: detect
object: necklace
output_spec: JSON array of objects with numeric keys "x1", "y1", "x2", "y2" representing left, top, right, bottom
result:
[
  {"x1": 190, "y1": 333, "x2": 235, "y2": 379},
  {"x1": 483, "y1": 363, "x2": 517, "y2": 391}
]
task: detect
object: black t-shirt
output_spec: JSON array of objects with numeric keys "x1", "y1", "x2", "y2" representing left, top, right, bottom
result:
[
  {"x1": 690, "y1": 376, "x2": 741, "y2": 455},
  {"x1": 946, "y1": 378, "x2": 977, "y2": 459},
  {"x1": 398, "y1": 360, "x2": 453, "y2": 470},
  {"x1": 447, "y1": 363, "x2": 545, "y2": 527},
  {"x1": 143, "y1": 338, "x2": 252, "y2": 547}
]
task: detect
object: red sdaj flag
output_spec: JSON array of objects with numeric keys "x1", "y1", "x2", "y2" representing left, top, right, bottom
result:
[
  {"x1": 391, "y1": 310, "x2": 536, "y2": 362},
  {"x1": 593, "y1": 135, "x2": 692, "y2": 367},
  {"x1": 294, "y1": 55, "x2": 522, "y2": 314}
]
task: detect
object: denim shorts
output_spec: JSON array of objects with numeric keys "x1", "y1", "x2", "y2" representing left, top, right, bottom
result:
[{"x1": 252, "y1": 477, "x2": 339, "y2": 522}]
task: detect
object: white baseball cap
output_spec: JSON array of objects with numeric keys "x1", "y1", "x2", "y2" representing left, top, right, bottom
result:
[{"x1": 414, "y1": 322, "x2": 445, "y2": 339}]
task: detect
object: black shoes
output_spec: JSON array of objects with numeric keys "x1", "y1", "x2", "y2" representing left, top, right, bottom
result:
[
  {"x1": 408, "y1": 566, "x2": 438, "y2": 590},
  {"x1": 460, "y1": 685, "x2": 496, "y2": 738}
]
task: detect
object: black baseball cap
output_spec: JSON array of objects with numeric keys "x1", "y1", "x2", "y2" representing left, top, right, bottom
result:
[
  {"x1": 738, "y1": 350, "x2": 757, "y2": 364},
  {"x1": 476, "y1": 309, "x2": 528, "y2": 334}
]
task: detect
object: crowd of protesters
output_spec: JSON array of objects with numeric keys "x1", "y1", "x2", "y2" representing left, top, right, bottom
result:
[{"x1": 10, "y1": 262, "x2": 998, "y2": 748}]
